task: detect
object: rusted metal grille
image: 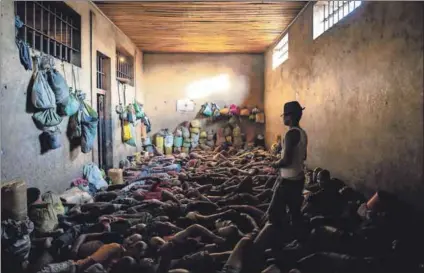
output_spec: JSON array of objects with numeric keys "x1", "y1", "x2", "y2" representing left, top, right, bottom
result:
[
  {"x1": 116, "y1": 51, "x2": 134, "y2": 86},
  {"x1": 15, "y1": 1, "x2": 81, "y2": 66}
]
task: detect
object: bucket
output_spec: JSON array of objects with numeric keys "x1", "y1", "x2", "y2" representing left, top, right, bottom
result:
[
  {"x1": 108, "y1": 169, "x2": 124, "y2": 185},
  {"x1": 2, "y1": 179, "x2": 28, "y2": 221}
]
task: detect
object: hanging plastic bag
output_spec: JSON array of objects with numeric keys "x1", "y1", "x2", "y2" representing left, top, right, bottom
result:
[
  {"x1": 224, "y1": 126, "x2": 232, "y2": 137},
  {"x1": 43, "y1": 126, "x2": 62, "y2": 150},
  {"x1": 240, "y1": 107, "x2": 250, "y2": 116},
  {"x1": 200, "y1": 130, "x2": 207, "y2": 139},
  {"x1": 134, "y1": 101, "x2": 144, "y2": 119},
  {"x1": 47, "y1": 67, "x2": 70, "y2": 105},
  {"x1": 81, "y1": 102, "x2": 98, "y2": 153},
  {"x1": 127, "y1": 104, "x2": 136, "y2": 123},
  {"x1": 68, "y1": 109, "x2": 82, "y2": 140},
  {"x1": 142, "y1": 116, "x2": 152, "y2": 133},
  {"x1": 229, "y1": 104, "x2": 240, "y2": 116},
  {"x1": 201, "y1": 103, "x2": 213, "y2": 117},
  {"x1": 33, "y1": 108, "x2": 63, "y2": 128},
  {"x1": 174, "y1": 127, "x2": 183, "y2": 137},
  {"x1": 207, "y1": 130, "x2": 214, "y2": 141},
  {"x1": 126, "y1": 124, "x2": 137, "y2": 147},
  {"x1": 31, "y1": 68, "x2": 56, "y2": 110},
  {"x1": 220, "y1": 106, "x2": 229, "y2": 116},
  {"x1": 122, "y1": 121, "x2": 132, "y2": 142},
  {"x1": 63, "y1": 91, "x2": 80, "y2": 116},
  {"x1": 141, "y1": 123, "x2": 147, "y2": 138},
  {"x1": 233, "y1": 125, "x2": 241, "y2": 137}
]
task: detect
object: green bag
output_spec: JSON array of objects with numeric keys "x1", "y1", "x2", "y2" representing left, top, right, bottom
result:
[
  {"x1": 33, "y1": 108, "x2": 63, "y2": 128},
  {"x1": 42, "y1": 191, "x2": 65, "y2": 216},
  {"x1": 29, "y1": 202, "x2": 58, "y2": 233},
  {"x1": 134, "y1": 101, "x2": 144, "y2": 119}
]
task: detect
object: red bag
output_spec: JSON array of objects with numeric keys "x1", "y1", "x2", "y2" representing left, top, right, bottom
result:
[{"x1": 229, "y1": 104, "x2": 240, "y2": 116}]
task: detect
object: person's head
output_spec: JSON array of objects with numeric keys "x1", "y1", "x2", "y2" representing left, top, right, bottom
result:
[
  {"x1": 149, "y1": 236, "x2": 166, "y2": 250},
  {"x1": 110, "y1": 256, "x2": 136, "y2": 273},
  {"x1": 317, "y1": 170, "x2": 331, "y2": 188},
  {"x1": 281, "y1": 101, "x2": 304, "y2": 126}
]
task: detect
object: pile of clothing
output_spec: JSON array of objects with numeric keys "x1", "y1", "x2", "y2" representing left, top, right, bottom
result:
[{"x1": 2, "y1": 147, "x2": 424, "y2": 273}]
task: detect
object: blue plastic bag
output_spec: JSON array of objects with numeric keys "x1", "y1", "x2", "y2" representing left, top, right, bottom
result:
[
  {"x1": 47, "y1": 69, "x2": 69, "y2": 105},
  {"x1": 81, "y1": 102, "x2": 98, "y2": 153}
]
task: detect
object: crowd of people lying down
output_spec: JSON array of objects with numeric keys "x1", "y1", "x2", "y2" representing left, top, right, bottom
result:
[{"x1": 10, "y1": 147, "x2": 424, "y2": 273}]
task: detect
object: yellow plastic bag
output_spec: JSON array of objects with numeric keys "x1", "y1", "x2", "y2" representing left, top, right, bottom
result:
[{"x1": 122, "y1": 121, "x2": 132, "y2": 142}]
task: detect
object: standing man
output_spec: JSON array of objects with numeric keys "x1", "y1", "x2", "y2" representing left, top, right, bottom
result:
[{"x1": 268, "y1": 101, "x2": 308, "y2": 229}]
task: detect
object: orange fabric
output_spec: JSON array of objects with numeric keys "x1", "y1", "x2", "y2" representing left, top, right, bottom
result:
[{"x1": 90, "y1": 243, "x2": 124, "y2": 264}]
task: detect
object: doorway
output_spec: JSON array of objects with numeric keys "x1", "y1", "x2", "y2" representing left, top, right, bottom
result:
[{"x1": 96, "y1": 51, "x2": 113, "y2": 170}]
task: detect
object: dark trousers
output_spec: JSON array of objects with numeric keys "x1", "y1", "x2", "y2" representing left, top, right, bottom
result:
[{"x1": 268, "y1": 176, "x2": 304, "y2": 228}]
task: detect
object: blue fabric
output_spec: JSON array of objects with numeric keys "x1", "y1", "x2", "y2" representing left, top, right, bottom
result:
[
  {"x1": 83, "y1": 163, "x2": 108, "y2": 191},
  {"x1": 47, "y1": 69, "x2": 70, "y2": 105}
]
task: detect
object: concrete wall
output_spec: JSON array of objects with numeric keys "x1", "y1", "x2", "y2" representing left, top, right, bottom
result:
[
  {"x1": 0, "y1": 0, "x2": 143, "y2": 193},
  {"x1": 264, "y1": 2, "x2": 424, "y2": 206},
  {"x1": 143, "y1": 53, "x2": 264, "y2": 141}
]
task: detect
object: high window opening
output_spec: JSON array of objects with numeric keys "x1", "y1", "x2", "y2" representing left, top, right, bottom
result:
[{"x1": 272, "y1": 33, "x2": 289, "y2": 70}]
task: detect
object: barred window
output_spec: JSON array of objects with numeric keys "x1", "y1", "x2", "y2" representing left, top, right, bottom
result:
[
  {"x1": 313, "y1": 1, "x2": 362, "y2": 40},
  {"x1": 15, "y1": 1, "x2": 81, "y2": 66},
  {"x1": 116, "y1": 51, "x2": 134, "y2": 86},
  {"x1": 272, "y1": 33, "x2": 289, "y2": 70},
  {"x1": 97, "y1": 52, "x2": 110, "y2": 91}
]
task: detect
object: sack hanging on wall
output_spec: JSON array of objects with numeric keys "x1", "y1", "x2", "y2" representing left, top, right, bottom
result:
[
  {"x1": 47, "y1": 68, "x2": 70, "y2": 105},
  {"x1": 126, "y1": 124, "x2": 137, "y2": 147},
  {"x1": 81, "y1": 102, "x2": 98, "y2": 153},
  {"x1": 122, "y1": 121, "x2": 132, "y2": 142},
  {"x1": 229, "y1": 104, "x2": 240, "y2": 116},
  {"x1": 228, "y1": 116, "x2": 238, "y2": 127},
  {"x1": 43, "y1": 126, "x2": 62, "y2": 150},
  {"x1": 182, "y1": 127, "x2": 190, "y2": 138},
  {"x1": 201, "y1": 103, "x2": 213, "y2": 117},
  {"x1": 68, "y1": 110, "x2": 82, "y2": 140},
  {"x1": 33, "y1": 108, "x2": 63, "y2": 128},
  {"x1": 240, "y1": 107, "x2": 250, "y2": 116},
  {"x1": 190, "y1": 127, "x2": 200, "y2": 134},
  {"x1": 127, "y1": 104, "x2": 136, "y2": 123},
  {"x1": 220, "y1": 106, "x2": 229, "y2": 116},
  {"x1": 32, "y1": 69, "x2": 56, "y2": 110}
]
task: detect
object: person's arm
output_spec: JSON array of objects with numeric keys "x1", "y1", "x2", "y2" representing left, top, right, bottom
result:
[
  {"x1": 70, "y1": 232, "x2": 105, "y2": 259},
  {"x1": 272, "y1": 130, "x2": 300, "y2": 168}
]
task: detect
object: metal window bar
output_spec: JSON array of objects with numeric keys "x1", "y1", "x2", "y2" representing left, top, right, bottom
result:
[
  {"x1": 116, "y1": 51, "x2": 134, "y2": 80},
  {"x1": 322, "y1": 1, "x2": 357, "y2": 31},
  {"x1": 15, "y1": 1, "x2": 80, "y2": 64}
]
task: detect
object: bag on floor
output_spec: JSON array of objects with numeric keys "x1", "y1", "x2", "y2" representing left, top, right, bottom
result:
[
  {"x1": 155, "y1": 134, "x2": 164, "y2": 150},
  {"x1": 220, "y1": 106, "x2": 229, "y2": 116},
  {"x1": 122, "y1": 121, "x2": 132, "y2": 142},
  {"x1": 173, "y1": 136, "x2": 183, "y2": 147},
  {"x1": 83, "y1": 163, "x2": 108, "y2": 191},
  {"x1": 200, "y1": 130, "x2": 207, "y2": 139},
  {"x1": 229, "y1": 104, "x2": 240, "y2": 116},
  {"x1": 42, "y1": 191, "x2": 65, "y2": 216},
  {"x1": 229, "y1": 116, "x2": 238, "y2": 127},
  {"x1": 201, "y1": 103, "x2": 213, "y2": 117},
  {"x1": 29, "y1": 202, "x2": 58, "y2": 233},
  {"x1": 33, "y1": 108, "x2": 63, "y2": 128},
  {"x1": 47, "y1": 68, "x2": 70, "y2": 105},
  {"x1": 191, "y1": 119, "x2": 201, "y2": 128},
  {"x1": 32, "y1": 69, "x2": 56, "y2": 110},
  {"x1": 1, "y1": 217, "x2": 34, "y2": 262},
  {"x1": 43, "y1": 126, "x2": 62, "y2": 150},
  {"x1": 182, "y1": 127, "x2": 190, "y2": 138},
  {"x1": 81, "y1": 102, "x2": 98, "y2": 153},
  {"x1": 190, "y1": 127, "x2": 200, "y2": 134},
  {"x1": 174, "y1": 127, "x2": 183, "y2": 137}
]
